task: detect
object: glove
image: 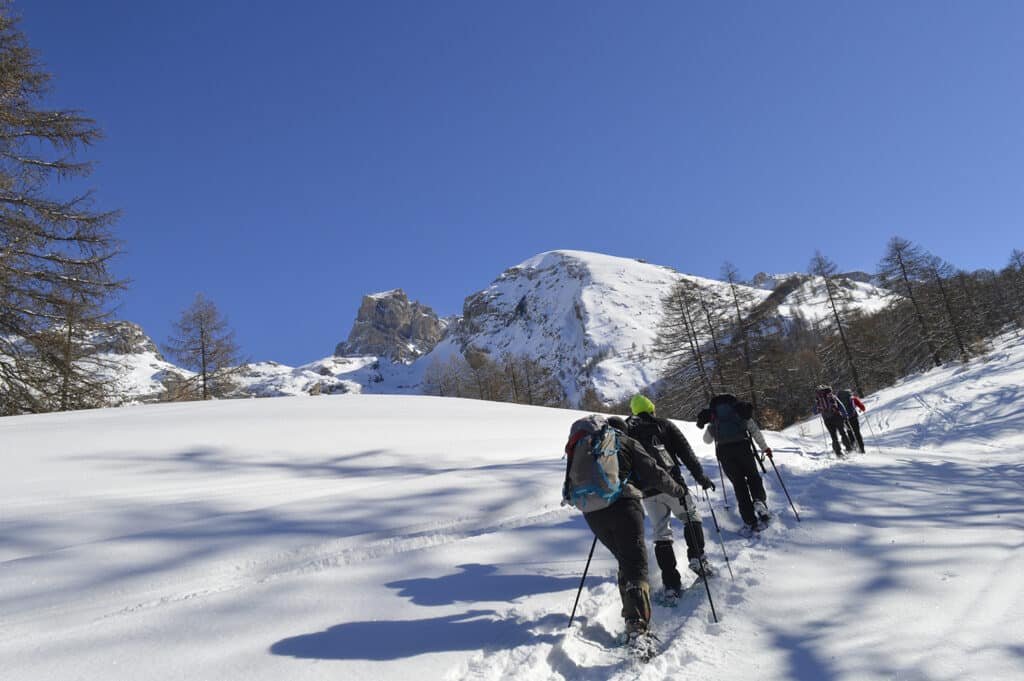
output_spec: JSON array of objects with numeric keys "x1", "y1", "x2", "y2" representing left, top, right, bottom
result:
[
  {"x1": 695, "y1": 408, "x2": 712, "y2": 429},
  {"x1": 697, "y1": 475, "x2": 716, "y2": 491},
  {"x1": 763, "y1": 448, "x2": 773, "y2": 459}
]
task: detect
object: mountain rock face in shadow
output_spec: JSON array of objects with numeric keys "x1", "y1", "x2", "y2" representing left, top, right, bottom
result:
[{"x1": 334, "y1": 289, "x2": 447, "y2": 363}]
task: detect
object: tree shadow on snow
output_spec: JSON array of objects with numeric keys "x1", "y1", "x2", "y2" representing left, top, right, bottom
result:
[
  {"x1": 767, "y1": 629, "x2": 841, "y2": 681},
  {"x1": 386, "y1": 563, "x2": 582, "y2": 606},
  {"x1": 269, "y1": 609, "x2": 563, "y2": 660}
]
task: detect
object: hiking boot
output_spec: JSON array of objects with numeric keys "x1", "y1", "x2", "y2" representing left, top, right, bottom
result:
[
  {"x1": 688, "y1": 555, "x2": 714, "y2": 577},
  {"x1": 753, "y1": 500, "x2": 771, "y2": 523},
  {"x1": 625, "y1": 617, "x2": 647, "y2": 636}
]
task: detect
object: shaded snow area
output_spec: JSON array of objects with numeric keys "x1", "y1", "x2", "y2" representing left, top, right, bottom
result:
[{"x1": 2, "y1": 332, "x2": 1022, "y2": 680}]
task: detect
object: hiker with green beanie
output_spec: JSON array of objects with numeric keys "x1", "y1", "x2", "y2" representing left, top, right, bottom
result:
[{"x1": 622, "y1": 394, "x2": 717, "y2": 600}]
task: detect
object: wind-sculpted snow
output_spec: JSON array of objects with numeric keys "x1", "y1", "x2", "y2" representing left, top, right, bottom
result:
[{"x1": 2, "y1": 334, "x2": 1021, "y2": 680}]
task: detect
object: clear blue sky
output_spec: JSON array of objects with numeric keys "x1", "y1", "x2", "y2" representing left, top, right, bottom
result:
[{"x1": 20, "y1": 1, "x2": 1024, "y2": 364}]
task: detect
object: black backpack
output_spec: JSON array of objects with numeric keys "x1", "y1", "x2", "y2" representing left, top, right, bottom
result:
[
  {"x1": 709, "y1": 394, "x2": 752, "y2": 445},
  {"x1": 624, "y1": 416, "x2": 675, "y2": 472},
  {"x1": 836, "y1": 389, "x2": 855, "y2": 416}
]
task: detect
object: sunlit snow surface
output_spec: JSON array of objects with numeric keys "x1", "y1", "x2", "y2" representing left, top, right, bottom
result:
[{"x1": 2, "y1": 332, "x2": 1021, "y2": 680}]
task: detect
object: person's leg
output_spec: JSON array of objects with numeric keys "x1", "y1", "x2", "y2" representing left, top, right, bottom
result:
[
  {"x1": 837, "y1": 418, "x2": 853, "y2": 450},
  {"x1": 824, "y1": 419, "x2": 843, "y2": 456},
  {"x1": 850, "y1": 415, "x2": 865, "y2": 452},
  {"x1": 586, "y1": 499, "x2": 651, "y2": 630},
  {"x1": 642, "y1": 496, "x2": 681, "y2": 591},
  {"x1": 720, "y1": 448, "x2": 756, "y2": 526},
  {"x1": 670, "y1": 490, "x2": 706, "y2": 560}
]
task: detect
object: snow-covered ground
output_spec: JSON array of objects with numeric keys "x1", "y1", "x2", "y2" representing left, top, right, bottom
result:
[{"x1": 1, "y1": 332, "x2": 1021, "y2": 680}]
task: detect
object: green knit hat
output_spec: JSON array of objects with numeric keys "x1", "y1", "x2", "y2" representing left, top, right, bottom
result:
[{"x1": 630, "y1": 394, "x2": 656, "y2": 416}]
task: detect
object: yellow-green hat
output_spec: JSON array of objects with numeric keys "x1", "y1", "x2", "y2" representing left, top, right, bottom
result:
[{"x1": 630, "y1": 394, "x2": 655, "y2": 415}]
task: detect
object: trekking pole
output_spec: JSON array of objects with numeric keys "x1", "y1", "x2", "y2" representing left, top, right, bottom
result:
[
  {"x1": 702, "y1": 489, "x2": 735, "y2": 581},
  {"x1": 697, "y1": 554, "x2": 719, "y2": 623},
  {"x1": 863, "y1": 412, "x2": 882, "y2": 454},
  {"x1": 765, "y1": 454, "x2": 801, "y2": 522},
  {"x1": 567, "y1": 536, "x2": 598, "y2": 628},
  {"x1": 818, "y1": 415, "x2": 831, "y2": 455},
  {"x1": 715, "y1": 452, "x2": 730, "y2": 509}
]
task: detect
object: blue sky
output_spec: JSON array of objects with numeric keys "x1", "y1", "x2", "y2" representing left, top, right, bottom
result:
[{"x1": 20, "y1": 1, "x2": 1024, "y2": 364}]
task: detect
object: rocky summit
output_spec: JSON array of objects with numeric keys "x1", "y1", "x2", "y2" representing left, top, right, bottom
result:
[{"x1": 333, "y1": 289, "x2": 447, "y2": 363}]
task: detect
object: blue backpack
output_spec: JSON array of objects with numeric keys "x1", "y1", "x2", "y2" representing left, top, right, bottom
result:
[{"x1": 562, "y1": 415, "x2": 630, "y2": 513}]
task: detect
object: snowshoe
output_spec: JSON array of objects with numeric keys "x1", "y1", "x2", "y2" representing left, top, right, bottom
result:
[
  {"x1": 753, "y1": 501, "x2": 772, "y2": 527},
  {"x1": 688, "y1": 555, "x2": 715, "y2": 578},
  {"x1": 654, "y1": 587, "x2": 682, "y2": 607},
  {"x1": 625, "y1": 629, "x2": 661, "y2": 662}
]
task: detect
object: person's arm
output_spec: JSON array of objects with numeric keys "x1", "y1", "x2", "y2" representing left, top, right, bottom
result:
[
  {"x1": 853, "y1": 396, "x2": 866, "y2": 412},
  {"x1": 662, "y1": 419, "x2": 710, "y2": 486},
  {"x1": 836, "y1": 398, "x2": 849, "y2": 418},
  {"x1": 622, "y1": 436, "x2": 685, "y2": 498},
  {"x1": 745, "y1": 419, "x2": 769, "y2": 451},
  {"x1": 702, "y1": 425, "x2": 715, "y2": 444}
]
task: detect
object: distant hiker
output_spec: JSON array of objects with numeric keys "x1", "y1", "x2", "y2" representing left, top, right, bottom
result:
[
  {"x1": 835, "y1": 388, "x2": 867, "y2": 453},
  {"x1": 813, "y1": 385, "x2": 853, "y2": 456},
  {"x1": 562, "y1": 414, "x2": 690, "y2": 654},
  {"x1": 621, "y1": 395, "x2": 717, "y2": 599},
  {"x1": 698, "y1": 394, "x2": 773, "y2": 535}
]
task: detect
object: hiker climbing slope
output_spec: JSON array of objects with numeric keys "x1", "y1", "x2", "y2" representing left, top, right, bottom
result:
[
  {"x1": 836, "y1": 388, "x2": 867, "y2": 454},
  {"x1": 619, "y1": 395, "x2": 716, "y2": 599},
  {"x1": 562, "y1": 414, "x2": 689, "y2": 659},
  {"x1": 698, "y1": 394, "x2": 773, "y2": 535},
  {"x1": 813, "y1": 385, "x2": 853, "y2": 456}
]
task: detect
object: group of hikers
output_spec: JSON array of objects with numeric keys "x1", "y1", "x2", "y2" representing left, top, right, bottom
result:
[
  {"x1": 813, "y1": 385, "x2": 868, "y2": 456},
  {"x1": 561, "y1": 386, "x2": 869, "y2": 657}
]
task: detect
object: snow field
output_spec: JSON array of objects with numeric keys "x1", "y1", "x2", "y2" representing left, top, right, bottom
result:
[{"x1": 1, "y1": 332, "x2": 1022, "y2": 680}]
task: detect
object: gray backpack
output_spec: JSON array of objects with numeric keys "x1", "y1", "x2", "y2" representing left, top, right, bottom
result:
[{"x1": 562, "y1": 415, "x2": 630, "y2": 513}]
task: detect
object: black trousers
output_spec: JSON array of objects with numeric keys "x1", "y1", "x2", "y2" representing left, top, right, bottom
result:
[
  {"x1": 824, "y1": 416, "x2": 852, "y2": 455},
  {"x1": 584, "y1": 497, "x2": 648, "y2": 586},
  {"x1": 845, "y1": 414, "x2": 865, "y2": 452},
  {"x1": 584, "y1": 497, "x2": 651, "y2": 623},
  {"x1": 718, "y1": 441, "x2": 766, "y2": 526}
]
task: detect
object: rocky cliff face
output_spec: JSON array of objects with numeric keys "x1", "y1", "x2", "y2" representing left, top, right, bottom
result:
[
  {"x1": 334, "y1": 289, "x2": 447, "y2": 363},
  {"x1": 98, "y1": 322, "x2": 164, "y2": 357}
]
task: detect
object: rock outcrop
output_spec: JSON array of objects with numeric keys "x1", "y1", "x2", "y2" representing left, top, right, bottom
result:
[{"x1": 335, "y1": 289, "x2": 446, "y2": 363}]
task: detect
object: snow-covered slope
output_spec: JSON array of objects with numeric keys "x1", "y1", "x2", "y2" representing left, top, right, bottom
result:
[
  {"x1": 2, "y1": 331, "x2": 1021, "y2": 680},
  {"x1": 775, "y1": 276, "x2": 891, "y2": 323},
  {"x1": 445, "y1": 250, "x2": 718, "y2": 404}
]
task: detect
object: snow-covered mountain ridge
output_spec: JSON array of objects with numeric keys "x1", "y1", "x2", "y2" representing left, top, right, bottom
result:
[{"x1": 114, "y1": 250, "x2": 890, "y2": 406}]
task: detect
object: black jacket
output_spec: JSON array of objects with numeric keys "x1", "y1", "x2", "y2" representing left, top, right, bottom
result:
[
  {"x1": 613, "y1": 432, "x2": 687, "y2": 502},
  {"x1": 624, "y1": 413, "x2": 705, "y2": 496}
]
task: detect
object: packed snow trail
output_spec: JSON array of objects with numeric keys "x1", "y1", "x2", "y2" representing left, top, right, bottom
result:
[{"x1": 1, "y1": 332, "x2": 1022, "y2": 680}]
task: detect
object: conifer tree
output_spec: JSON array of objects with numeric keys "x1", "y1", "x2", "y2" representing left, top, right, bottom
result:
[
  {"x1": 721, "y1": 262, "x2": 761, "y2": 414},
  {"x1": 876, "y1": 237, "x2": 942, "y2": 368},
  {"x1": 164, "y1": 294, "x2": 243, "y2": 400},
  {"x1": 0, "y1": 5, "x2": 124, "y2": 414},
  {"x1": 809, "y1": 251, "x2": 864, "y2": 394}
]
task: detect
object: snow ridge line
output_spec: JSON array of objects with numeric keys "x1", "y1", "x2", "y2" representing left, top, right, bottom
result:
[{"x1": 96, "y1": 506, "x2": 574, "y2": 623}]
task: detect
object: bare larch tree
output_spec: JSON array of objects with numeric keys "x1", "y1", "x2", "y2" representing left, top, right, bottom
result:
[{"x1": 164, "y1": 293, "x2": 243, "y2": 400}]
